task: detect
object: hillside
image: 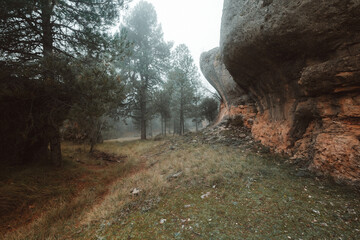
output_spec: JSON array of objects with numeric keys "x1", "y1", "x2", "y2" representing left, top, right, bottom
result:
[{"x1": 1, "y1": 129, "x2": 359, "y2": 239}]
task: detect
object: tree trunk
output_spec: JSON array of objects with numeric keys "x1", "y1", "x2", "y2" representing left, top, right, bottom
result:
[
  {"x1": 173, "y1": 118, "x2": 176, "y2": 136},
  {"x1": 41, "y1": 0, "x2": 53, "y2": 57},
  {"x1": 161, "y1": 116, "x2": 164, "y2": 135},
  {"x1": 90, "y1": 140, "x2": 95, "y2": 153},
  {"x1": 164, "y1": 118, "x2": 167, "y2": 136},
  {"x1": 149, "y1": 119, "x2": 153, "y2": 137},
  {"x1": 168, "y1": 119, "x2": 171, "y2": 135},
  {"x1": 89, "y1": 118, "x2": 103, "y2": 153},
  {"x1": 179, "y1": 87, "x2": 184, "y2": 135},
  {"x1": 140, "y1": 81, "x2": 147, "y2": 140},
  {"x1": 195, "y1": 118, "x2": 198, "y2": 132},
  {"x1": 49, "y1": 126, "x2": 62, "y2": 167},
  {"x1": 179, "y1": 109, "x2": 184, "y2": 136},
  {"x1": 182, "y1": 119, "x2": 185, "y2": 135},
  {"x1": 42, "y1": 1, "x2": 62, "y2": 166},
  {"x1": 140, "y1": 116, "x2": 146, "y2": 140},
  {"x1": 89, "y1": 124, "x2": 96, "y2": 153}
]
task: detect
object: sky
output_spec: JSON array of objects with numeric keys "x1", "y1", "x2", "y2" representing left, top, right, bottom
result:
[{"x1": 124, "y1": 0, "x2": 224, "y2": 92}]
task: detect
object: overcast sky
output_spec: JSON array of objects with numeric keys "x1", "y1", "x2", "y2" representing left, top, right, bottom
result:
[{"x1": 124, "y1": 0, "x2": 224, "y2": 92}]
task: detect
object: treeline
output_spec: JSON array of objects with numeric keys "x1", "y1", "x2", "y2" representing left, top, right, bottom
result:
[
  {"x1": 0, "y1": 0, "x2": 218, "y2": 167},
  {"x1": 117, "y1": 1, "x2": 218, "y2": 138}
]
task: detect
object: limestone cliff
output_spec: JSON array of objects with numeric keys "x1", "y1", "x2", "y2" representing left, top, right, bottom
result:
[{"x1": 201, "y1": 0, "x2": 360, "y2": 185}]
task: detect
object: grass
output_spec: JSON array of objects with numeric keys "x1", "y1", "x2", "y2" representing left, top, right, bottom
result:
[
  {"x1": 0, "y1": 140, "x2": 154, "y2": 239},
  {"x1": 1, "y1": 135, "x2": 359, "y2": 239}
]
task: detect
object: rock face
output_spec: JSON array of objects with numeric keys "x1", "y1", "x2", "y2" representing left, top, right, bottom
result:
[
  {"x1": 200, "y1": 48, "x2": 256, "y2": 127},
  {"x1": 201, "y1": 0, "x2": 360, "y2": 185}
]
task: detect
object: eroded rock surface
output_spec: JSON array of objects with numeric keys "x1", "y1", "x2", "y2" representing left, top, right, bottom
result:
[
  {"x1": 200, "y1": 48, "x2": 257, "y2": 128},
  {"x1": 201, "y1": 0, "x2": 360, "y2": 185}
]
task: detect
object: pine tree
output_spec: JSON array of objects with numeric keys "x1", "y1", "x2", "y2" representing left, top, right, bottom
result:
[
  {"x1": 153, "y1": 83, "x2": 172, "y2": 135},
  {"x1": 168, "y1": 44, "x2": 200, "y2": 135},
  {"x1": 0, "y1": 0, "x2": 127, "y2": 165},
  {"x1": 120, "y1": 1, "x2": 172, "y2": 139}
]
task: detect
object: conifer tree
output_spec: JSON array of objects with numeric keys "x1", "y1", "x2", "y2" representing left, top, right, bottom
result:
[
  {"x1": 121, "y1": 1, "x2": 172, "y2": 139},
  {"x1": 0, "y1": 0, "x2": 127, "y2": 165},
  {"x1": 168, "y1": 44, "x2": 200, "y2": 135}
]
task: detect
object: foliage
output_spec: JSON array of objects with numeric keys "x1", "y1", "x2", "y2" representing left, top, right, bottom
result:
[
  {"x1": 0, "y1": 0, "x2": 128, "y2": 165},
  {"x1": 0, "y1": 0, "x2": 127, "y2": 60},
  {"x1": 200, "y1": 97, "x2": 219, "y2": 123},
  {"x1": 0, "y1": 55, "x2": 77, "y2": 164},
  {"x1": 65, "y1": 59, "x2": 126, "y2": 152}
]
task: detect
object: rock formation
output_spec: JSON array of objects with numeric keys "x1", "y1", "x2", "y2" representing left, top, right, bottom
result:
[
  {"x1": 201, "y1": 0, "x2": 360, "y2": 185},
  {"x1": 200, "y1": 48, "x2": 256, "y2": 128}
]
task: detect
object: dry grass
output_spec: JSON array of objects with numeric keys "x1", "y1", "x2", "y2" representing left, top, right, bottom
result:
[
  {"x1": 1, "y1": 136, "x2": 359, "y2": 239},
  {"x1": 69, "y1": 138, "x2": 268, "y2": 238},
  {"x1": 0, "y1": 141, "x2": 151, "y2": 240},
  {"x1": 69, "y1": 135, "x2": 360, "y2": 240}
]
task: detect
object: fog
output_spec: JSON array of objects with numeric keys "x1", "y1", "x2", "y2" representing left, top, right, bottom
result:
[{"x1": 124, "y1": 0, "x2": 224, "y2": 92}]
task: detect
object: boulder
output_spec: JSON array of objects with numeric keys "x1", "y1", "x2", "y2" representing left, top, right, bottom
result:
[{"x1": 201, "y1": 0, "x2": 360, "y2": 185}]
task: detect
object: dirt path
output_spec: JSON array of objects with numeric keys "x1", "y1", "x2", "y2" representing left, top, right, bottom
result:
[{"x1": 104, "y1": 137, "x2": 140, "y2": 142}]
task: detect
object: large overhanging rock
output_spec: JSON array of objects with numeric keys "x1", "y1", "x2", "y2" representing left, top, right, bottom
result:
[
  {"x1": 201, "y1": 0, "x2": 360, "y2": 185},
  {"x1": 200, "y1": 47, "x2": 257, "y2": 126},
  {"x1": 200, "y1": 47, "x2": 247, "y2": 108}
]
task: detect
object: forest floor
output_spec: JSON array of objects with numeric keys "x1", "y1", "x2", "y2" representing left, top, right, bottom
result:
[{"x1": 1, "y1": 125, "x2": 360, "y2": 239}]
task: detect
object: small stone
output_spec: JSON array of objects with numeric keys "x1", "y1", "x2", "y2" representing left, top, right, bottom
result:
[
  {"x1": 312, "y1": 209, "x2": 320, "y2": 215},
  {"x1": 167, "y1": 171, "x2": 183, "y2": 180},
  {"x1": 347, "y1": 209, "x2": 356, "y2": 214},
  {"x1": 130, "y1": 188, "x2": 141, "y2": 195},
  {"x1": 201, "y1": 192, "x2": 211, "y2": 199}
]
